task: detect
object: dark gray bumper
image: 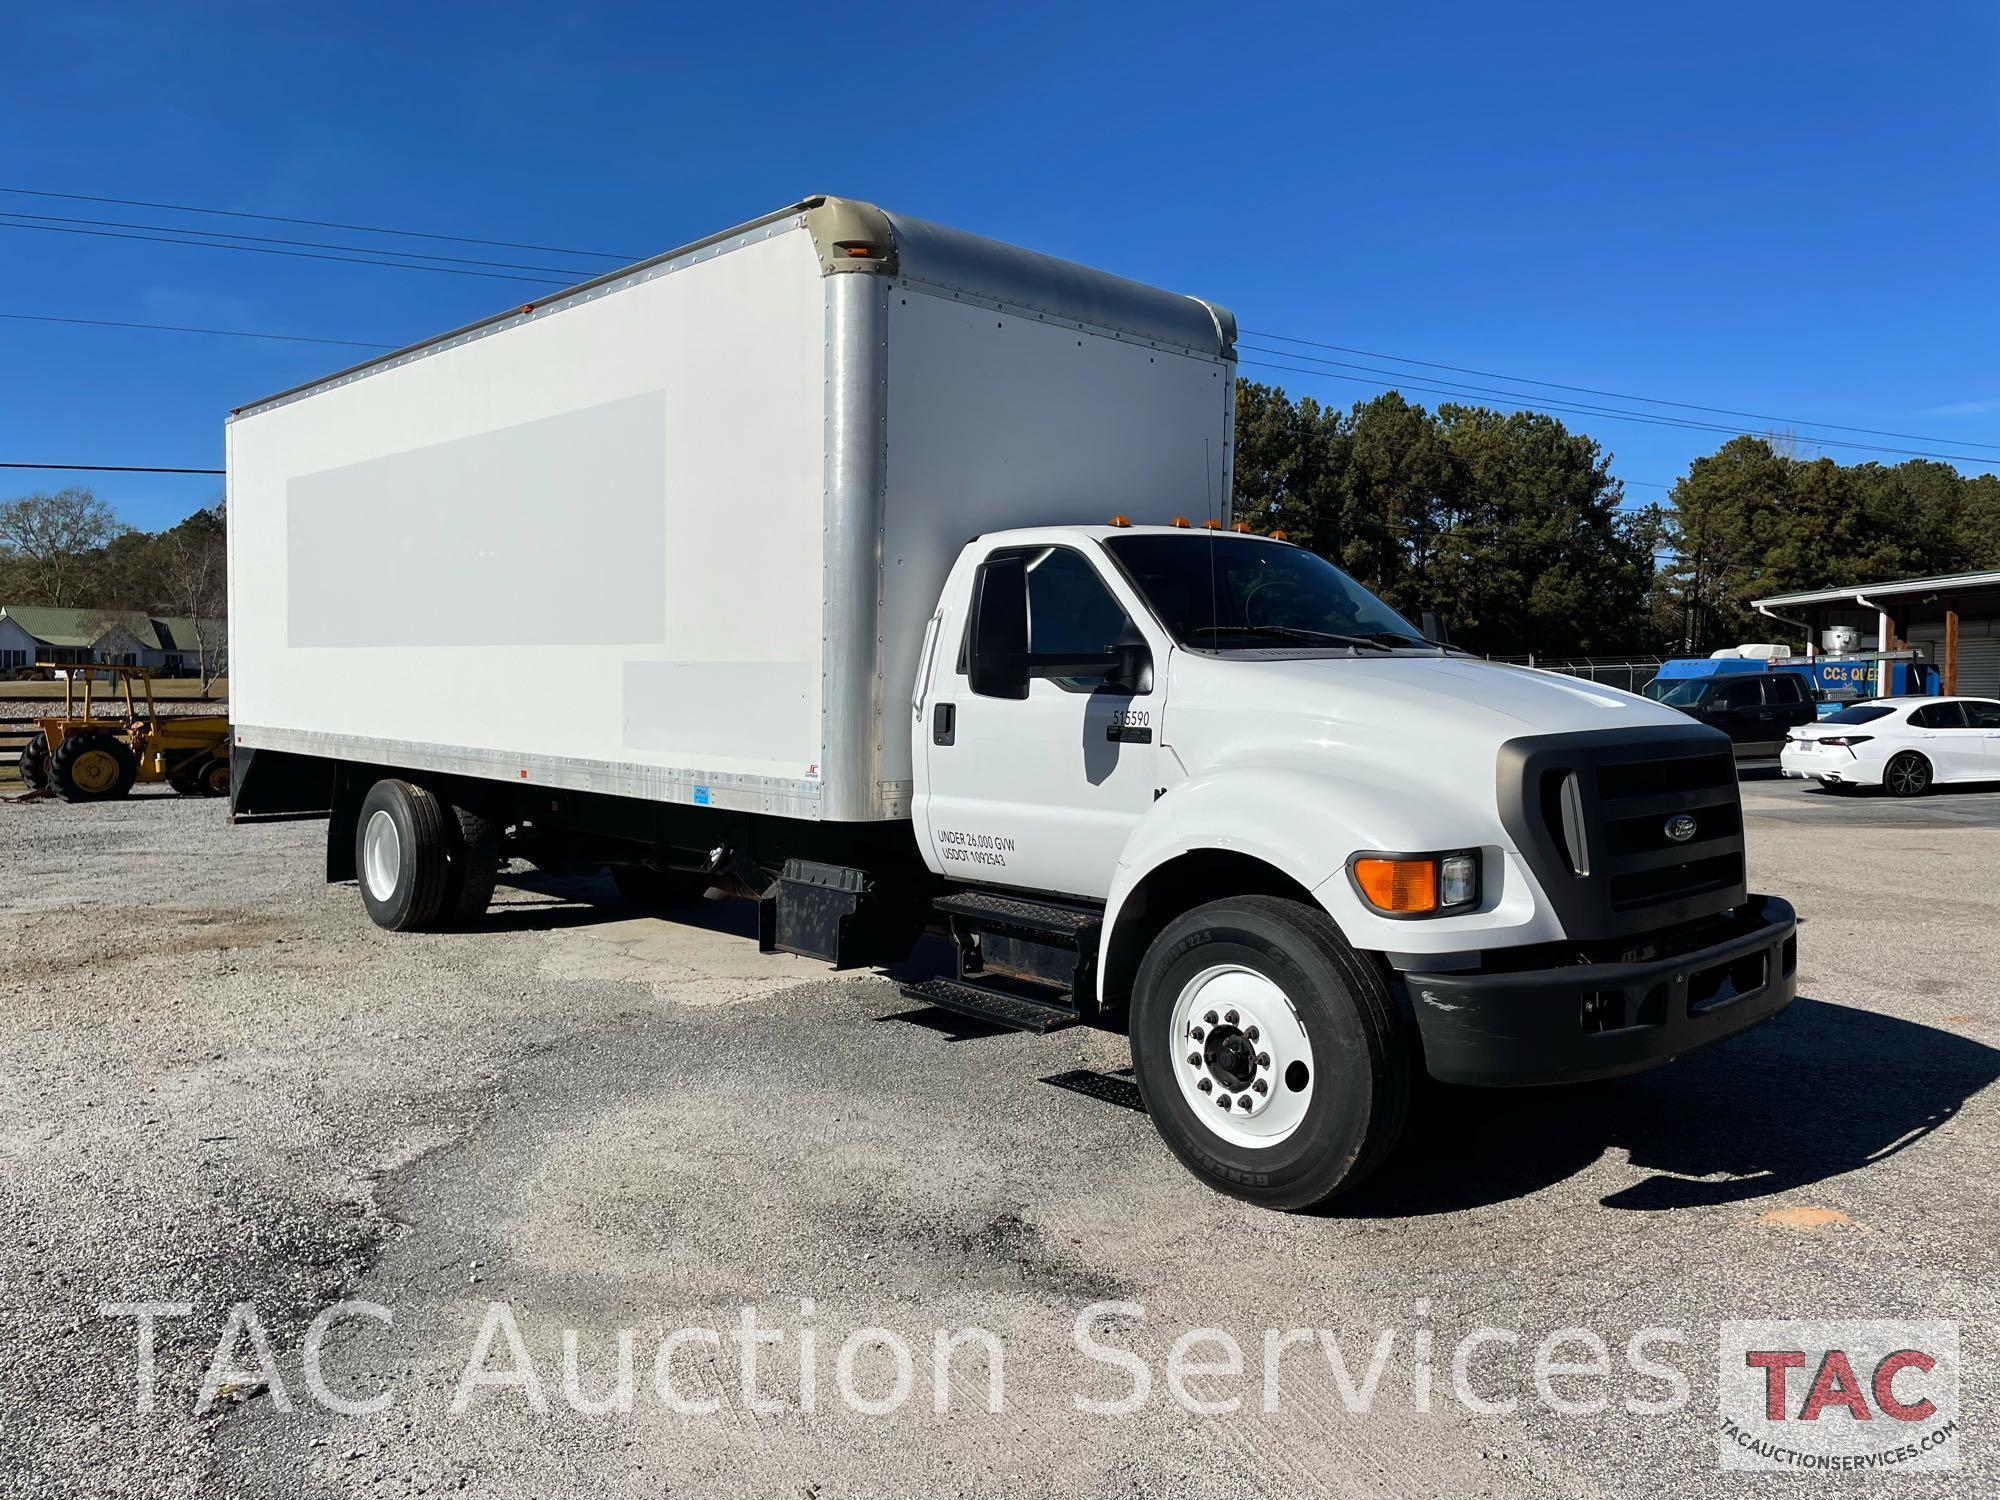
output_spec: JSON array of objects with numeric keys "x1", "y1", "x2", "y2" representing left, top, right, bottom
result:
[{"x1": 1405, "y1": 896, "x2": 1798, "y2": 1087}]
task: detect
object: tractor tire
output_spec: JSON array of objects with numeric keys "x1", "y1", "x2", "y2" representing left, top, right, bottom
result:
[
  {"x1": 444, "y1": 802, "x2": 502, "y2": 923},
  {"x1": 199, "y1": 757, "x2": 231, "y2": 797},
  {"x1": 49, "y1": 733, "x2": 138, "y2": 803},
  {"x1": 18, "y1": 733, "x2": 49, "y2": 793},
  {"x1": 355, "y1": 779, "x2": 452, "y2": 932}
]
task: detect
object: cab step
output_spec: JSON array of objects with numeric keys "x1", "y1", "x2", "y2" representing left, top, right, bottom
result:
[
  {"x1": 930, "y1": 890, "x2": 1101, "y2": 946},
  {"x1": 927, "y1": 889, "x2": 1103, "y2": 1020},
  {"x1": 899, "y1": 976, "x2": 1079, "y2": 1033}
]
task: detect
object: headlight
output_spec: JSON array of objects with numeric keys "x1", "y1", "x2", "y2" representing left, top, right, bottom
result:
[{"x1": 1349, "y1": 850, "x2": 1480, "y2": 917}]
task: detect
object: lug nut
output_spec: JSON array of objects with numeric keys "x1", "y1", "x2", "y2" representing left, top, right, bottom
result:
[
  {"x1": 1224, "y1": 1010, "x2": 1239, "y2": 1024},
  {"x1": 1197, "y1": 1078, "x2": 1212, "y2": 1092},
  {"x1": 1204, "y1": 1010, "x2": 1218, "y2": 1026},
  {"x1": 1187, "y1": 1052, "x2": 1201, "y2": 1066},
  {"x1": 1257, "y1": 1052, "x2": 1270, "y2": 1068},
  {"x1": 1215, "y1": 1095, "x2": 1233, "y2": 1110},
  {"x1": 1252, "y1": 1079, "x2": 1268, "y2": 1094},
  {"x1": 1245, "y1": 1025, "x2": 1259, "y2": 1042},
  {"x1": 1237, "y1": 1095, "x2": 1254, "y2": 1110},
  {"x1": 1190, "y1": 1026, "x2": 1204, "y2": 1041}
]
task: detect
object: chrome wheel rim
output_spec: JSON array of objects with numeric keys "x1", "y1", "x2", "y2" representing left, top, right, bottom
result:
[
  {"x1": 1168, "y1": 963, "x2": 1315, "y2": 1148},
  {"x1": 362, "y1": 810, "x2": 402, "y2": 901}
]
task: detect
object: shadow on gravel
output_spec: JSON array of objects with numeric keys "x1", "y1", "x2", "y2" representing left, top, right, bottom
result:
[
  {"x1": 483, "y1": 872, "x2": 764, "y2": 934},
  {"x1": 1334, "y1": 996, "x2": 2000, "y2": 1218}
]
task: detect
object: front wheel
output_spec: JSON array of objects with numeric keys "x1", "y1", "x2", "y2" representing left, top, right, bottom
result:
[
  {"x1": 1884, "y1": 751, "x2": 1931, "y2": 797},
  {"x1": 1129, "y1": 895, "x2": 1410, "y2": 1211}
]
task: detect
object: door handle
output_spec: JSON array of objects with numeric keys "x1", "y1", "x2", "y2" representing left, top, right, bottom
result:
[{"x1": 933, "y1": 702, "x2": 956, "y2": 746}]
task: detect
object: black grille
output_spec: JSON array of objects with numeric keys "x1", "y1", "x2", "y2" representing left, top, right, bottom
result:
[
  {"x1": 1610, "y1": 853, "x2": 1744, "y2": 911},
  {"x1": 1597, "y1": 750, "x2": 1732, "y2": 800},
  {"x1": 1499, "y1": 726, "x2": 1749, "y2": 942}
]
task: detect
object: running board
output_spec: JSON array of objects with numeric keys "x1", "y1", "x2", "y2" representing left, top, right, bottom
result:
[
  {"x1": 899, "y1": 976, "x2": 1079, "y2": 1033},
  {"x1": 929, "y1": 889, "x2": 1103, "y2": 1018}
]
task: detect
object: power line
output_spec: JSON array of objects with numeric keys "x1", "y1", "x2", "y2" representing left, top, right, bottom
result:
[
  {"x1": 1245, "y1": 328, "x2": 2000, "y2": 457},
  {"x1": 1, "y1": 312, "x2": 397, "y2": 350},
  {"x1": 0, "y1": 463, "x2": 222, "y2": 474},
  {"x1": 0, "y1": 209, "x2": 599, "y2": 277},
  {"x1": 1237, "y1": 354, "x2": 2000, "y2": 467},
  {"x1": 0, "y1": 185, "x2": 634, "y2": 261},
  {"x1": 0, "y1": 220, "x2": 569, "y2": 286}
]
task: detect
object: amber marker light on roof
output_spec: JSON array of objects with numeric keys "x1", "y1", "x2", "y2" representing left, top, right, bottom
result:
[
  {"x1": 1108, "y1": 515, "x2": 1131, "y2": 527},
  {"x1": 1170, "y1": 516, "x2": 1190, "y2": 528}
]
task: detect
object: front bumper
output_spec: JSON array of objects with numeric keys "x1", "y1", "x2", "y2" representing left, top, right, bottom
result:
[{"x1": 1405, "y1": 895, "x2": 1797, "y2": 1086}]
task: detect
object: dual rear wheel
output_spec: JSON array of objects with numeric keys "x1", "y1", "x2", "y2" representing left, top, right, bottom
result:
[{"x1": 355, "y1": 779, "x2": 500, "y2": 931}]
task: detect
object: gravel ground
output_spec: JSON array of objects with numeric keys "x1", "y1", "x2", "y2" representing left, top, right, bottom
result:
[{"x1": 0, "y1": 775, "x2": 1994, "y2": 1498}]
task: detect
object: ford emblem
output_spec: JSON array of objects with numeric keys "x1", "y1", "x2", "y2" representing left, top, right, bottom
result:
[{"x1": 1664, "y1": 813, "x2": 1698, "y2": 843}]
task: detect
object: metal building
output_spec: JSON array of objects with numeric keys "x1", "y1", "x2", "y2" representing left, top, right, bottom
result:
[{"x1": 1754, "y1": 569, "x2": 2000, "y2": 698}]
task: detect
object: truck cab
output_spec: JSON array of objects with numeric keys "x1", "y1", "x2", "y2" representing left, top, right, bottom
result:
[{"x1": 909, "y1": 525, "x2": 1797, "y2": 1207}]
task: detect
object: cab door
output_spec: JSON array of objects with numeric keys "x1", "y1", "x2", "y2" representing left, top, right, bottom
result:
[{"x1": 916, "y1": 543, "x2": 1165, "y2": 900}]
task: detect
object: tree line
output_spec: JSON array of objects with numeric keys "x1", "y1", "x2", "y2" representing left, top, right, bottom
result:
[{"x1": 1231, "y1": 381, "x2": 2000, "y2": 657}]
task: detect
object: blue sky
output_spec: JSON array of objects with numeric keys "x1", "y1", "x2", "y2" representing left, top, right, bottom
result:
[{"x1": 3, "y1": 2, "x2": 1997, "y2": 532}]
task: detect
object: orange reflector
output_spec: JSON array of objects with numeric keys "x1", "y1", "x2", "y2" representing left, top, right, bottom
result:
[
  {"x1": 1108, "y1": 514, "x2": 1131, "y2": 528},
  {"x1": 1353, "y1": 857, "x2": 1438, "y2": 913},
  {"x1": 1231, "y1": 521, "x2": 1251, "y2": 533},
  {"x1": 1170, "y1": 515, "x2": 1190, "y2": 528},
  {"x1": 844, "y1": 244, "x2": 876, "y2": 257}
]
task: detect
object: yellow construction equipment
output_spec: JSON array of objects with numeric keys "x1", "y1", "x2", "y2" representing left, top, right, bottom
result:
[{"x1": 17, "y1": 664, "x2": 231, "y2": 803}]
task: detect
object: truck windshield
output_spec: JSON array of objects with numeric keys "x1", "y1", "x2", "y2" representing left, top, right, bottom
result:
[
  {"x1": 1654, "y1": 680, "x2": 1710, "y2": 707},
  {"x1": 1102, "y1": 534, "x2": 1424, "y2": 650}
]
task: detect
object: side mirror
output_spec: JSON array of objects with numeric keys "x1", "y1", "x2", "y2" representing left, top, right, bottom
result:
[
  {"x1": 1111, "y1": 623, "x2": 1154, "y2": 694},
  {"x1": 1420, "y1": 610, "x2": 1451, "y2": 647},
  {"x1": 968, "y1": 555, "x2": 1029, "y2": 700}
]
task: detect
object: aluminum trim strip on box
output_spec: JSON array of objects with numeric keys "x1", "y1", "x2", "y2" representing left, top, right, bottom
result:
[{"x1": 233, "y1": 724, "x2": 829, "y2": 820}]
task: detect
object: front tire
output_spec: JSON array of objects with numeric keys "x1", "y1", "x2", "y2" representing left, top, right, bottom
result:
[
  {"x1": 355, "y1": 780, "x2": 452, "y2": 931},
  {"x1": 1884, "y1": 751, "x2": 1932, "y2": 797},
  {"x1": 1129, "y1": 895, "x2": 1410, "y2": 1211}
]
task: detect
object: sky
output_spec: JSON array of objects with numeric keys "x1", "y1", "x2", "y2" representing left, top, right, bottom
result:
[{"x1": 3, "y1": 2, "x2": 1997, "y2": 533}]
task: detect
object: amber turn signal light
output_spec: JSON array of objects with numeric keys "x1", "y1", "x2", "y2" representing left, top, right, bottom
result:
[{"x1": 1352, "y1": 857, "x2": 1439, "y2": 914}]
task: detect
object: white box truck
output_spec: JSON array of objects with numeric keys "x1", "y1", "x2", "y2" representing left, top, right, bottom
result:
[{"x1": 228, "y1": 196, "x2": 1797, "y2": 1209}]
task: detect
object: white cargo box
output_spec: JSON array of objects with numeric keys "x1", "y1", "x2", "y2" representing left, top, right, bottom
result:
[{"x1": 228, "y1": 196, "x2": 1235, "y2": 821}]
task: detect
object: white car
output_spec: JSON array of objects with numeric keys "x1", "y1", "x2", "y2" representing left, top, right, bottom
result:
[{"x1": 1780, "y1": 696, "x2": 2000, "y2": 795}]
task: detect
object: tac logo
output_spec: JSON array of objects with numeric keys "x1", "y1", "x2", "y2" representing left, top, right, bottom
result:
[{"x1": 1718, "y1": 1320, "x2": 1960, "y2": 1472}]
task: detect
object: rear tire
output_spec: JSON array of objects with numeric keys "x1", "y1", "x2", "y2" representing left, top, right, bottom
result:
[
  {"x1": 1129, "y1": 895, "x2": 1410, "y2": 1211},
  {"x1": 1884, "y1": 751, "x2": 1931, "y2": 797},
  {"x1": 18, "y1": 733, "x2": 49, "y2": 793},
  {"x1": 444, "y1": 803, "x2": 502, "y2": 923},
  {"x1": 355, "y1": 780, "x2": 452, "y2": 931},
  {"x1": 611, "y1": 864, "x2": 711, "y2": 911},
  {"x1": 49, "y1": 733, "x2": 138, "y2": 802}
]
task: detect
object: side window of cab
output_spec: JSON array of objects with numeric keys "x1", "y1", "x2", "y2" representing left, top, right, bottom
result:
[{"x1": 1026, "y1": 547, "x2": 1140, "y2": 692}]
